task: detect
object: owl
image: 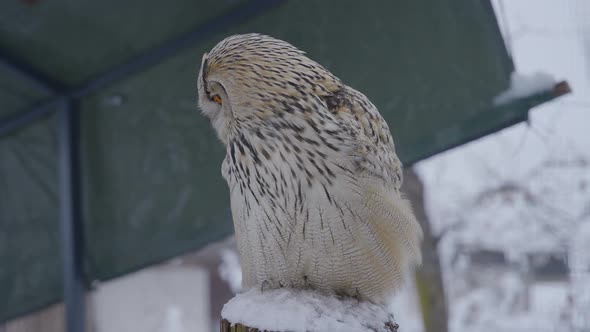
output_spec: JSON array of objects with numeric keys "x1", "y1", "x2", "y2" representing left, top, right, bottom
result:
[{"x1": 198, "y1": 33, "x2": 422, "y2": 305}]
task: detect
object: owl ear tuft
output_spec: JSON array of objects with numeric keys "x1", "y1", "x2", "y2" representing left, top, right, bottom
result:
[{"x1": 201, "y1": 54, "x2": 209, "y2": 88}]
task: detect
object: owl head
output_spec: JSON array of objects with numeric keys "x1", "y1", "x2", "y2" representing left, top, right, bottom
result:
[{"x1": 197, "y1": 33, "x2": 341, "y2": 144}]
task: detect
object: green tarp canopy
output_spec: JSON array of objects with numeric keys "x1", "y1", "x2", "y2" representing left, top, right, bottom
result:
[{"x1": 0, "y1": 0, "x2": 564, "y2": 323}]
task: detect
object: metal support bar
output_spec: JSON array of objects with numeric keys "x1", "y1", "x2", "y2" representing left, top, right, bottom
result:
[
  {"x1": 58, "y1": 98, "x2": 85, "y2": 332},
  {"x1": 0, "y1": 48, "x2": 65, "y2": 94},
  {"x1": 0, "y1": 0, "x2": 286, "y2": 137},
  {"x1": 0, "y1": 99, "x2": 62, "y2": 136}
]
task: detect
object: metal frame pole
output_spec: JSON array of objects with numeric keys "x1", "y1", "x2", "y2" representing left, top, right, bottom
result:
[
  {"x1": 0, "y1": 48, "x2": 65, "y2": 94},
  {"x1": 0, "y1": 99, "x2": 62, "y2": 136},
  {"x1": 58, "y1": 98, "x2": 85, "y2": 332}
]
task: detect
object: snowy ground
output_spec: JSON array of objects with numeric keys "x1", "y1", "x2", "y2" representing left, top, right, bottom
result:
[{"x1": 93, "y1": 265, "x2": 211, "y2": 332}]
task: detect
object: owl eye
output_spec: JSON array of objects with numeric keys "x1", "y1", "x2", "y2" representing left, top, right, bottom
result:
[{"x1": 211, "y1": 94, "x2": 222, "y2": 105}]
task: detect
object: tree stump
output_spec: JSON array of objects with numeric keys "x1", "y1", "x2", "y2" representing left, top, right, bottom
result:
[
  {"x1": 220, "y1": 319, "x2": 398, "y2": 332},
  {"x1": 220, "y1": 319, "x2": 261, "y2": 332}
]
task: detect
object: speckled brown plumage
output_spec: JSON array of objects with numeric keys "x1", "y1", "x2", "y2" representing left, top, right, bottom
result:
[{"x1": 197, "y1": 33, "x2": 422, "y2": 304}]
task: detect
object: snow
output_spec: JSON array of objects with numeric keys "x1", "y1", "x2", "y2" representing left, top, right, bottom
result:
[
  {"x1": 218, "y1": 248, "x2": 243, "y2": 293},
  {"x1": 494, "y1": 71, "x2": 557, "y2": 105},
  {"x1": 388, "y1": 277, "x2": 424, "y2": 332},
  {"x1": 222, "y1": 288, "x2": 396, "y2": 332},
  {"x1": 444, "y1": 272, "x2": 572, "y2": 332},
  {"x1": 432, "y1": 160, "x2": 590, "y2": 262},
  {"x1": 530, "y1": 282, "x2": 569, "y2": 313},
  {"x1": 570, "y1": 222, "x2": 590, "y2": 329},
  {"x1": 92, "y1": 266, "x2": 211, "y2": 332}
]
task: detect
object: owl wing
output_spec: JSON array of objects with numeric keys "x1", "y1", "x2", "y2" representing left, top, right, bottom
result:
[
  {"x1": 220, "y1": 84, "x2": 421, "y2": 300},
  {"x1": 322, "y1": 86, "x2": 403, "y2": 191},
  {"x1": 318, "y1": 86, "x2": 423, "y2": 269}
]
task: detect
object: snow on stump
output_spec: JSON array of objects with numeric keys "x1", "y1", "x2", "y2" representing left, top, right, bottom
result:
[{"x1": 220, "y1": 288, "x2": 398, "y2": 332}]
